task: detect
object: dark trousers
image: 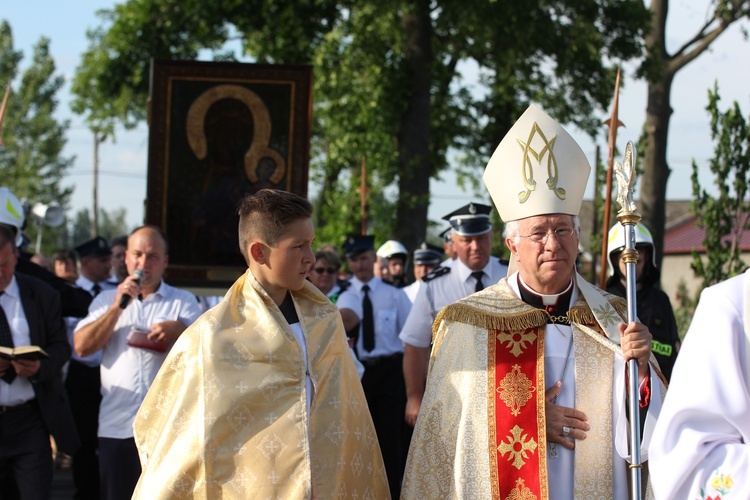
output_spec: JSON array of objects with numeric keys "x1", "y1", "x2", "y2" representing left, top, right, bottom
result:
[
  {"x1": 0, "y1": 402, "x2": 53, "y2": 500},
  {"x1": 65, "y1": 360, "x2": 102, "y2": 500},
  {"x1": 360, "y1": 353, "x2": 407, "y2": 499},
  {"x1": 98, "y1": 438, "x2": 140, "y2": 500}
]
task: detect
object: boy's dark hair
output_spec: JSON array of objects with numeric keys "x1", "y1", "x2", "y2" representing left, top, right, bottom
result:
[{"x1": 237, "y1": 189, "x2": 313, "y2": 263}]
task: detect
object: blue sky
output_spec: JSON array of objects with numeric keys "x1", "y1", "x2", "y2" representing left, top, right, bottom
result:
[{"x1": 3, "y1": 1, "x2": 750, "y2": 230}]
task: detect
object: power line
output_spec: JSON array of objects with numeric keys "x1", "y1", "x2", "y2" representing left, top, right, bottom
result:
[
  {"x1": 430, "y1": 193, "x2": 486, "y2": 201},
  {"x1": 66, "y1": 170, "x2": 145, "y2": 179}
]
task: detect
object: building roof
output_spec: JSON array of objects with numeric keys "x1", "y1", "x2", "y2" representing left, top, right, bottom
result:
[
  {"x1": 664, "y1": 212, "x2": 750, "y2": 254},
  {"x1": 578, "y1": 199, "x2": 693, "y2": 251}
]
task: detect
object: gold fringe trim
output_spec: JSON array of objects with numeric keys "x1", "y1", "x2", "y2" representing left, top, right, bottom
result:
[
  {"x1": 434, "y1": 302, "x2": 548, "y2": 335},
  {"x1": 433, "y1": 294, "x2": 628, "y2": 339},
  {"x1": 609, "y1": 295, "x2": 628, "y2": 317}
]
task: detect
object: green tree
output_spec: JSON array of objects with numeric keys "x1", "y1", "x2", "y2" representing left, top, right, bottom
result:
[
  {"x1": 673, "y1": 279, "x2": 697, "y2": 339},
  {"x1": 0, "y1": 21, "x2": 74, "y2": 250},
  {"x1": 70, "y1": 207, "x2": 131, "y2": 248},
  {"x1": 639, "y1": 0, "x2": 750, "y2": 269},
  {"x1": 690, "y1": 83, "x2": 750, "y2": 290},
  {"x1": 70, "y1": 20, "x2": 147, "y2": 237},
  {"x1": 70, "y1": 209, "x2": 92, "y2": 247},
  {"x1": 72, "y1": 0, "x2": 649, "y2": 252},
  {"x1": 70, "y1": 22, "x2": 141, "y2": 139}
]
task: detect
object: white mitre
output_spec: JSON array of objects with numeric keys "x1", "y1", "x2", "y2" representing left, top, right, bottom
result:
[{"x1": 482, "y1": 104, "x2": 591, "y2": 222}]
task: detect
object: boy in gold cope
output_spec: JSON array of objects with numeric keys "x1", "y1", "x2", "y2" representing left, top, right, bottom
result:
[{"x1": 132, "y1": 189, "x2": 390, "y2": 498}]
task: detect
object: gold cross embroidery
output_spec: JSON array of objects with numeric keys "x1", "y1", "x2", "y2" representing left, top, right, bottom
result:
[
  {"x1": 498, "y1": 425, "x2": 538, "y2": 470},
  {"x1": 497, "y1": 329, "x2": 537, "y2": 357}
]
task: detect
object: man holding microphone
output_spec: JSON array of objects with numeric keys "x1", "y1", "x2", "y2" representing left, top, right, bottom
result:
[{"x1": 74, "y1": 225, "x2": 202, "y2": 500}]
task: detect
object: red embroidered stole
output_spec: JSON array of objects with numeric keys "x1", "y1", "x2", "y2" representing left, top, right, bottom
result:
[{"x1": 489, "y1": 325, "x2": 548, "y2": 499}]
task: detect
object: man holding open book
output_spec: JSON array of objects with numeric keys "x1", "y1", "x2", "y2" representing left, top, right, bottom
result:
[{"x1": 0, "y1": 214, "x2": 79, "y2": 498}]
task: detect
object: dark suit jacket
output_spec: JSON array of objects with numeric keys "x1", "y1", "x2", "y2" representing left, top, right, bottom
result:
[
  {"x1": 17, "y1": 257, "x2": 93, "y2": 317},
  {"x1": 15, "y1": 272, "x2": 80, "y2": 455}
]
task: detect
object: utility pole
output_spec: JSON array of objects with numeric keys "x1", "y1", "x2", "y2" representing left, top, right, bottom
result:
[
  {"x1": 91, "y1": 131, "x2": 106, "y2": 237},
  {"x1": 357, "y1": 155, "x2": 369, "y2": 235}
]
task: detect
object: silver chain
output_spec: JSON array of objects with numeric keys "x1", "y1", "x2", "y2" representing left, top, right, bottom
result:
[{"x1": 549, "y1": 329, "x2": 574, "y2": 459}]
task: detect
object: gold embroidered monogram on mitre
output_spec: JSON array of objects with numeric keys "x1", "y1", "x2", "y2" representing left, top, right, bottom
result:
[{"x1": 516, "y1": 122, "x2": 566, "y2": 203}]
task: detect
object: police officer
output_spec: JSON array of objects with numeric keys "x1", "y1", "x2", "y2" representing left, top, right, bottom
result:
[
  {"x1": 75, "y1": 237, "x2": 116, "y2": 297},
  {"x1": 439, "y1": 227, "x2": 457, "y2": 267},
  {"x1": 400, "y1": 202, "x2": 508, "y2": 426},
  {"x1": 67, "y1": 236, "x2": 118, "y2": 500},
  {"x1": 403, "y1": 242, "x2": 443, "y2": 303},
  {"x1": 336, "y1": 235, "x2": 412, "y2": 498}
]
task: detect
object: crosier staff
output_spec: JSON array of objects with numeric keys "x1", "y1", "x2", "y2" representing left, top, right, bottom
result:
[{"x1": 613, "y1": 140, "x2": 642, "y2": 499}]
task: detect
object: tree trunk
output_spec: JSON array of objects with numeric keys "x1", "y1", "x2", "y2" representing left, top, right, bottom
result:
[
  {"x1": 394, "y1": 0, "x2": 433, "y2": 253},
  {"x1": 314, "y1": 161, "x2": 343, "y2": 231},
  {"x1": 641, "y1": 72, "x2": 674, "y2": 269},
  {"x1": 638, "y1": 0, "x2": 745, "y2": 269},
  {"x1": 639, "y1": 0, "x2": 671, "y2": 269}
]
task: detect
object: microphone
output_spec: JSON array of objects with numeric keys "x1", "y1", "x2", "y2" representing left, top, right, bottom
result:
[{"x1": 119, "y1": 269, "x2": 144, "y2": 309}]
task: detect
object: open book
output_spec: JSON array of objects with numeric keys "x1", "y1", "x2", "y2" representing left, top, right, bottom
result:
[
  {"x1": 0, "y1": 345, "x2": 49, "y2": 361},
  {"x1": 126, "y1": 327, "x2": 168, "y2": 353}
]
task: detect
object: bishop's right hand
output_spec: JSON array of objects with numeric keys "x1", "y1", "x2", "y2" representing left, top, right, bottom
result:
[{"x1": 545, "y1": 381, "x2": 590, "y2": 450}]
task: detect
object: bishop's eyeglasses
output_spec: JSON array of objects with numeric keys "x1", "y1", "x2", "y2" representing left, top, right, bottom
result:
[{"x1": 520, "y1": 227, "x2": 576, "y2": 244}]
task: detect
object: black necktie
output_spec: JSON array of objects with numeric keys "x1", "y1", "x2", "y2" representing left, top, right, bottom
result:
[
  {"x1": 91, "y1": 283, "x2": 102, "y2": 297},
  {"x1": 361, "y1": 284, "x2": 375, "y2": 352},
  {"x1": 0, "y1": 291, "x2": 17, "y2": 384},
  {"x1": 471, "y1": 271, "x2": 485, "y2": 293}
]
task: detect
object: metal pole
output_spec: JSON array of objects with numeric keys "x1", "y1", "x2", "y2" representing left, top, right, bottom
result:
[{"x1": 614, "y1": 141, "x2": 642, "y2": 499}]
